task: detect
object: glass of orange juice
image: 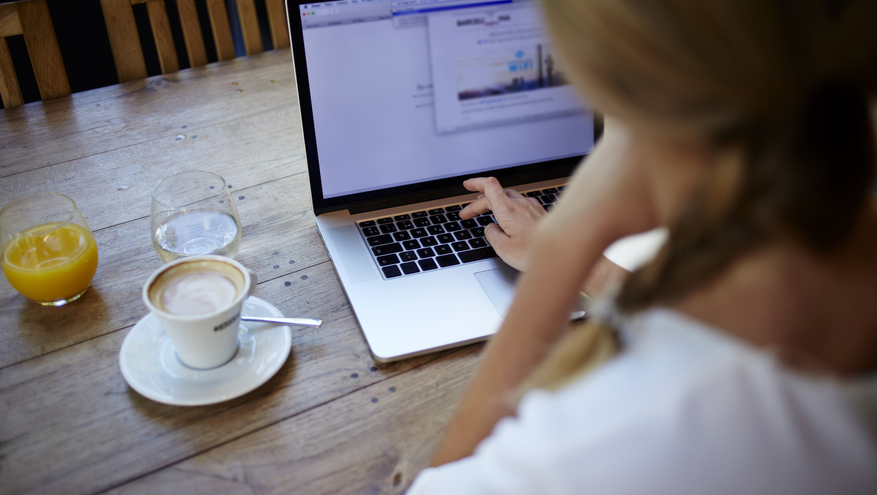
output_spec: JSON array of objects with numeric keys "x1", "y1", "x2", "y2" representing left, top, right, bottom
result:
[{"x1": 0, "y1": 193, "x2": 99, "y2": 306}]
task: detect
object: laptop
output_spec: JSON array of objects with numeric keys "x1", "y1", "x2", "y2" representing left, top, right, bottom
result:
[{"x1": 286, "y1": 0, "x2": 600, "y2": 361}]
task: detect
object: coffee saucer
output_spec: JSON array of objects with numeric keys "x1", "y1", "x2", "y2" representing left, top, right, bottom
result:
[{"x1": 119, "y1": 296, "x2": 292, "y2": 406}]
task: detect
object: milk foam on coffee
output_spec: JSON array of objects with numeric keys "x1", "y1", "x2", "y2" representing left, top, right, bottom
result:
[{"x1": 160, "y1": 272, "x2": 237, "y2": 316}]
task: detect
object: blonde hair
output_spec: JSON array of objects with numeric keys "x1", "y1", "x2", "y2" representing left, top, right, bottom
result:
[{"x1": 525, "y1": 0, "x2": 877, "y2": 392}]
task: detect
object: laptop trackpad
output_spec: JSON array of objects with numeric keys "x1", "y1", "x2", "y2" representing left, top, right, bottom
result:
[{"x1": 474, "y1": 263, "x2": 520, "y2": 317}]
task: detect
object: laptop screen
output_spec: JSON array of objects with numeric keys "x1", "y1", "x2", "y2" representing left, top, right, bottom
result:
[{"x1": 290, "y1": 0, "x2": 595, "y2": 212}]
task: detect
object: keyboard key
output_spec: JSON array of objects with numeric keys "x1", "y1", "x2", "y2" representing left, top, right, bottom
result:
[
  {"x1": 472, "y1": 227, "x2": 486, "y2": 237},
  {"x1": 379, "y1": 223, "x2": 397, "y2": 234},
  {"x1": 542, "y1": 188, "x2": 558, "y2": 194},
  {"x1": 417, "y1": 247, "x2": 435, "y2": 258},
  {"x1": 400, "y1": 251, "x2": 418, "y2": 262},
  {"x1": 420, "y1": 236, "x2": 438, "y2": 247},
  {"x1": 461, "y1": 219, "x2": 478, "y2": 229},
  {"x1": 461, "y1": 202, "x2": 471, "y2": 208},
  {"x1": 397, "y1": 220, "x2": 414, "y2": 230},
  {"x1": 459, "y1": 246, "x2": 497, "y2": 263},
  {"x1": 437, "y1": 233, "x2": 454, "y2": 244},
  {"x1": 367, "y1": 234, "x2": 394, "y2": 246},
  {"x1": 394, "y1": 214, "x2": 411, "y2": 221},
  {"x1": 437, "y1": 254, "x2": 460, "y2": 267},
  {"x1": 477, "y1": 216, "x2": 494, "y2": 226},
  {"x1": 419, "y1": 258, "x2": 438, "y2": 271},
  {"x1": 359, "y1": 220, "x2": 376, "y2": 227},
  {"x1": 400, "y1": 262, "x2": 419, "y2": 274},
  {"x1": 377, "y1": 217, "x2": 394, "y2": 224},
  {"x1": 545, "y1": 204, "x2": 554, "y2": 212},
  {"x1": 410, "y1": 228, "x2": 428, "y2": 238},
  {"x1": 428, "y1": 208, "x2": 444, "y2": 215},
  {"x1": 382, "y1": 265, "x2": 402, "y2": 278},
  {"x1": 540, "y1": 194, "x2": 557, "y2": 204},
  {"x1": 430, "y1": 214, "x2": 447, "y2": 224},
  {"x1": 454, "y1": 230, "x2": 472, "y2": 240},
  {"x1": 446, "y1": 212, "x2": 461, "y2": 221},
  {"x1": 412, "y1": 211, "x2": 428, "y2": 218},
  {"x1": 402, "y1": 240, "x2": 420, "y2": 250},
  {"x1": 445, "y1": 205, "x2": 462, "y2": 212},
  {"x1": 435, "y1": 244, "x2": 452, "y2": 255},
  {"x1": 372, "y1": 243, "x2": 403, "y2": 256},
  {"x1": 377, "y1": 254, "x2": 400, "y2": 266},
  {"x1": 362, "y1": 226, "x2": 380, "y2": 237},
  {"x1": 444, "y1": 221, "x2": 461, "y2": 231},
  {"x1": 469, "y1": 237, "x2": 487, "y2": 248},
  {"x1": 525, "y1": 191, "x2": 542, "y2": 197},
  {"x1": 452, "y1": 241, "x2": 470, "y2": 252},
  {"x1": 393, "y1": 231, "x2": 411, "y2": 241},
  {"x1": 414, "y1": 218, "x2": 431, "y2": 227},
  {"x1": 427, "y1": 225, "x2": 445, "y2": 235}
]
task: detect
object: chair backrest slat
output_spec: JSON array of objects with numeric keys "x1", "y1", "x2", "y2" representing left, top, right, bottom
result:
[
  {"x1": 206, "y1": 0, "x2": 235, "y2": 61},
  {"x1": 0, "y1": 0, "x2": 70, "y2": 108},
  {"x1": 177, "y1": 0, "x2": 207, "y2": 67},
  {"x1": 265, "y1": 0, "x2": 289, "y2": 49},
  {"x1": 142, "y1": 0, "x2": 180, "y2": 74},
  {"x1": 0, "y1": 4, "x2": 22, "y2": 37},
  {"x1": 99, "y1": 0, "x2": 148, "y2": 82},
  {"x1": 100, "y1": 0, "x2": 290, "y2": 83},
  {"x1": 0, "y1": 38, "x2": 23, "y2": 107},
  {"x1": 235, "y1": 0, "x2": 262, "y2": 56}
]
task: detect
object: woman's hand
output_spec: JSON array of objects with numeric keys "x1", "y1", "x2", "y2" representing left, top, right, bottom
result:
[
  {"x1": 459, "y1": 178, "x2": 548, "y2": 271},
  {"x1": 430, "y1": 122, "x2": 668, "y2": 467}
]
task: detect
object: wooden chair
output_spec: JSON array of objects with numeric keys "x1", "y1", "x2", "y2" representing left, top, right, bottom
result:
[
  {"x1": 99, "y1": 0, "x2": 290, "y2": 83},
  {"x1": 0, "y1": 0, "x2": 70, "y2": 108}
]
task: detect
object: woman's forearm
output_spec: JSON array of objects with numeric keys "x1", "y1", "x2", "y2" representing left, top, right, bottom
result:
[{"x1": 429, "y1": 219, "x2": 614, "y2": 466}]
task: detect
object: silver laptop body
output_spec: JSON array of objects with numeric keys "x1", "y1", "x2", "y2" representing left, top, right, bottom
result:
[{"x1": 287, "y1": 0, "x2": 598, "y2": 361}]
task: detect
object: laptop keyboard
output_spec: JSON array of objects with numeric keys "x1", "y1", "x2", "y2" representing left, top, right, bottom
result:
[{"x1": 357, "y1": 186, "x2": 565, "y2": 279}]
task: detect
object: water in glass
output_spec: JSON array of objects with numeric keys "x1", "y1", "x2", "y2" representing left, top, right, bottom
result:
[{"x1": 153, "y1": 209, "x2": 240, "y2": 263}]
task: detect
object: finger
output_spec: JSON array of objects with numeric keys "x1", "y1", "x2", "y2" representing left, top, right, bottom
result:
[
  {"x1": 464, "y1": 177, "x2": 507, "y2": 204},
  {"x1": 504, "y1": 188, "x2": 525, "y2": 199},
  {"x1": 475, "y1": 178, "x2": 515, "y2": 215},
  {"x1": 527, "y1": 197, "x2": 544, "y2": 210},
  {"x1": 462, "y1": 177, "x2": 496, "y2": 193},
  {"x1": 461, "y1": 196, "x2": 492, "y2": 219},
  {"x1": 482, "y1": 222, "x2": 509, "y2": 251},
  {"x1": 461, "y1": 179, "x2": 505, "y2": 219}
]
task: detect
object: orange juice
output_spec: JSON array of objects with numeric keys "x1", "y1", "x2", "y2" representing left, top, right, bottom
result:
[{"x1": 1, "y1": 223, "x2": 98, "y2": 303}]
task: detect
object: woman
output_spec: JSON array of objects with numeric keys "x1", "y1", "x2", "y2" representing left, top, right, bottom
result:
[{"x1": 409, "y1": 0, "x2": 877, "y2": 493}]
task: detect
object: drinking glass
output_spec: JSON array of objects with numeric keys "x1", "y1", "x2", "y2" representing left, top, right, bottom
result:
[
  {"x1": 0, "y1": 193, "x2": 99, "y2": 306},
  {"x1": 151, "y1": 170, "x2": 241, "y2": 263}
]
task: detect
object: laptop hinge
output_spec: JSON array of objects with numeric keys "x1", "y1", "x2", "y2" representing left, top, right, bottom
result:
[
  {"x1": 346, "y1": 167, "x2": 576, "y2": 215},
  {"x1": 348, "y1": 185, "x2": 467, "y2": 215}
]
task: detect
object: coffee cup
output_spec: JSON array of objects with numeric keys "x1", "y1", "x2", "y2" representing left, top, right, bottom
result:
[{"x1": 142, "y1": 255, "x2": 257, "y2": 369}]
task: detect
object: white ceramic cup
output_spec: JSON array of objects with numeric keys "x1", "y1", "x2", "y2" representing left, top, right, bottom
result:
[{"x1": 142, "y1": 255, "x2": 257, "y2": 369}]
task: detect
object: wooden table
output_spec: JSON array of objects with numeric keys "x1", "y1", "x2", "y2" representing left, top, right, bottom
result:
[{"x1": 0, "y1": 49, "x2": 482, "y2": 495}]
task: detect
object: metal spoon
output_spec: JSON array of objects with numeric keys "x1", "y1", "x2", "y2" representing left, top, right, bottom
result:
[{"x1": 241, "y1": 316, "x2": 322, "y2": 327}]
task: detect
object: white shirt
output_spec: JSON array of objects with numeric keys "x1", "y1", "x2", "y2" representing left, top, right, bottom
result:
[{"x1": 408, "y1": 308, "x2": 877, "y2": 495}]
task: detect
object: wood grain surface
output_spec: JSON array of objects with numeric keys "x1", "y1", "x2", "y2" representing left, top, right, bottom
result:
[
  {"x1": 146, "y1": 0, "x2": 180, "y2": 74},
  {"x1": 177, "y1": 0, "x2": 208, "y2": 68},
  {"x1": 0, "y1": 48, "x2": 484, "y2": 494},
  {"x1": 99, "y1": 0, "x2": 149, "y2": 83},
  {"x1": 16, "y1": 0, "x2": 71, "y2": 100},
  {"x1": 206, "y1": 0, "x2": 236, "y2": 61}
]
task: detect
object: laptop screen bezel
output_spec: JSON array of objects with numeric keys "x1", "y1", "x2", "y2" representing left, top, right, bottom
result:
[{"x1": 286, "y1": 0, "x2": 601, "y2": 216}]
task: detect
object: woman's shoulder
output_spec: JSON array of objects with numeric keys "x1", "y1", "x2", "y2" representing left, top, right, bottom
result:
[{"x1": 428, "y1": 308, "x2": 877, "y2": 495}]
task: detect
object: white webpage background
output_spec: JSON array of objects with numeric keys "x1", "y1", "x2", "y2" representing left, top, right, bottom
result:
[
  {"x1": 429, "y1": 4, "x2": 584, "y2": 133},
  {"x1": 302, "y1": 8, "x2": 593, "y2": 199}
]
